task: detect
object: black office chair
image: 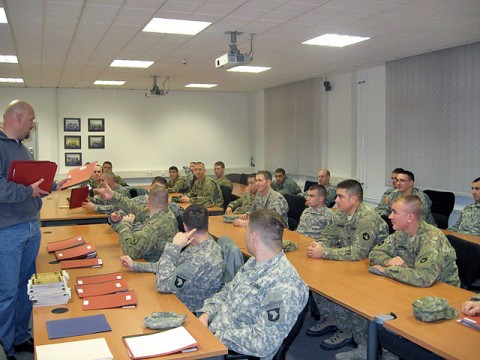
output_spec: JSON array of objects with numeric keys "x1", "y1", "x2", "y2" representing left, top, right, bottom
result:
[
  {"x1": 220, "y1": 185, "x2": 234, "y2": 213},
  {"x1": 303, "y1": 180, "x2": 316, "y2": 192},
  {"x1": 126, "y1": 187, "x2": 148, "y2": 198},
  {"x1": 446, "y1": 234, "x2": 480, "y2": 289},
  {"x1": 226, "y1": 173, "x2": 242, "y2": 183},
  {"x1": 282, "y1": 194, "x2": 306, "y2": 231},
  {"x1": 423, "y1": 190, "x2": 455, "y2": 229},
  {"x1": 239, "y1": 173, "x2": 249, "y2": 185}
]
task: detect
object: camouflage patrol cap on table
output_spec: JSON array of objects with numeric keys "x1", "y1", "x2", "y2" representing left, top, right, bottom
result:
[
  {"x1": 223, "y1": 215, "x2": 240, "y2": 223},
  {"x1": 171, "y1": 196, "x2": 182, "y2": 203},
  {"x1": 282, "y1": 240, "x2": 297, "y2": 252},
  {"x1": 144, "y1": 311, "x2": 186, "y2": 329},
  {"x1": 412, "y1": 296, "x2": 458, "y2": 322}
]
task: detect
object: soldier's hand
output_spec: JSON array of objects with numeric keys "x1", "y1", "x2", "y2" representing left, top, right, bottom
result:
[
  {"x1": 120, "y1": 255, "x2": 134, "y2": 270},
  {"x1": 198, "y1": 313, "x2": 209, "y2": 327},
  {"x1": 371, "y1": 265, "x2": 386, "y2": 273},
  {"x1": 462, "y1": 300, "x2": 480, "y2": 316},
  {"x1": 179, "y1": 195, "x2": 190, "y2": 203},
  {"x1": 30, "y1": 178, "x2": 49, "y2": 197},
  {"x1": 173, "y1": 228, "x2": 197, "y2": 248},
  {"x1": 122, "y1": 214, "x2": 135, "y2": 223},
  {"x1": 110, "y1": 212, "x2": 121, "y2": 223},
  {"x1": 233, "y1": 219, "x2": 247, "y2": 227},
  {"x1": 81, "y1": 199, "x2": 95, "y2": 211},
  {"x1": 240, "y1": 214, "x2": 249, "y2": 220},
  {"x1": 94, "y1": 179, "x2": 114, "y2": 200},
  {"x1": 385, "y1": 256, "x2": 406, "y2": 267},
  {"x1": 225, "y1": 207, "x2": 233, "y2": 214},
  {"x1": 307, "y1": 242, "x2": 324, "y2": 258}
]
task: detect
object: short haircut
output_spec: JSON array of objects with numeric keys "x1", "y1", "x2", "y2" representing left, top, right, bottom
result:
[
  {"x1": 103, "y1": 172, "x2": 115, "y2": 182},
  {"x1": 195, "y1": 162, "x2": 205, "y2": 168},
  {"x1": 337, "y1": 179, "x2": 363, "y2": 202},
  {"x1": 309, "y1": 183, "x2": 326, "y2": 198},
  {"x1": 392, "y1": 167, "x2": 404, "y2": 174},
  {"x1": 248, "y1": 173, "x2": 256, "y2": 179},
  {"x1": 148, "y1": 186, "x2": 168, "y2": 207},
  {"x1": 103, "y1": 161, "x2": 112, "y2": 167},
  {"x1": 169, "y1": 166, "x2": 178, "y2": 172},
  {"x1": 257, "y1": 170, "x2": 272, "y2": 181},
  {"x1": 398, "y1": 170, "x2": 415, "y2": 182},
  {"x1": 248, "y1": 209, "x2": 284, "y2": 250},
  {"x1": 275, "y1": 168, "x2": 286, "y2": 175},
  {"x1": 183, "y1": 204, "x2": 209, "y2": 232},
  {"x1": 152, "y1": 176, "x2": 167, "y2": 187},
  {"x1": 214, "y1": 161, "x2": 225, "y2": 168},
  {"x1": 473, "y1": 177, "x2": 480, "y2": 183},
  {"x1": 319, "y1": 169, "x2": 331, "y2": 177},
  {"x1": 393, "y1": 195, "x2": 423, "y2": 220}
]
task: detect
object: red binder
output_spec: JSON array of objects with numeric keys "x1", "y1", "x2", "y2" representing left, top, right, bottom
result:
[
  {"x1": 55, "y1": 243, "x2": 96, "y2": 261},
  {"x1": 76, "y1": 272, "x2": 123, "y2": 285},
  {"x1": 47, "y1": 236, "x2": 85, "y2": 253},
  {"x1": 7, "y1": 160, "x2": 57, "y2": 192},
  {"x1": 69, "y1": 186, "x2": 89, "y2": 209},
  {"x1": 82, "y1": 290, "x2": 137, "y2": 310},
  {"x1": 61, "y1": 161, "x2": 97, "y2": 190},
  {"x1": 75, "y1": 278, "x2": 128, "y2": 298},
  {"x1": 60, "y1": 258, "x2": 103, "y2": 270}
]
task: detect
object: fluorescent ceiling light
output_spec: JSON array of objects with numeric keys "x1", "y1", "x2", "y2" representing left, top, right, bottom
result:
[
  {"x1": 94, "y1": 80, "x2": 126, "y2": 86},
  {"x1": 0, "y1": 78, "x2": 23, "y2": 83},
  {"x1": 0, "y1": 55, "x2": 18, "y2": 63},
  {"x1": 143, "y1": 18, "x2": 211, "y2": 35},
  {"x1": 0, "y1": 8, "x2": 7, "y2": 23},
  {"x1": 302, "y1": 33, "x2": 370, "y2": 47},
  {"x1": 227, "y1": 66, "x2": 272, "y2": 73},
  {"x1": 110, "y1": 60, "x2": 153, "y2": 68},
  {"x1": 185, "y1": 83, "x2": 218, "y2": 88}
]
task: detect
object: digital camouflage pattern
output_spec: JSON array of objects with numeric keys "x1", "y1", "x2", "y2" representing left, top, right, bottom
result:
[
  {"x1": 272, "y1": 176, "x2": 301, "y2": 196},
  {"x1": 296, "y1": 207, "x2": 333, "y2": 239},
  {"x1": 300, "y1": 183, "x2": 336, "y2": 208},
  {"x1": 227, "y1": 192, "x2": 255, "y2": 214},
  {"x1": 186, "y1": 176, "x2": 223, "y2": 208},
  {"x1": 90, "y1": 185, "x2": 130, "y2": 214},
  {"x1": 250, "y1": 189, "x2": 289, "y2": 227},
  {"x1": 167, "y1": 176, "x2": 190, "y2": 193},
  {"x1": 448, "y1": 203, "x2": 480, "y2": 235},
  {"x1": 143, "y1": 311, "x2": 186, "y2": 329},
  {"x1": 369, "y1": 221, "x2": 460, "y2": 287},
  {"x1": 199, "y1": 252, "x2": 308, "y2": 360},
  {"x1": 412, "y1": 296, "x2": 458, "y2": 322},
  {"x1": 215, "y1": 176, "x2": 233, "y2": 190}
]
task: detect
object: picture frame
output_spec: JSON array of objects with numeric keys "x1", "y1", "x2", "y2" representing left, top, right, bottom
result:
[
  {"x1": 64, "y1": 118, "x2": 81, "y2": 132},
  {"x1": 65, "y1": 152, "x2": 82, "y2": 167},
  {"x1": 88, "y1": 135, "x2": 105, "y2": 149},
  {"x1": 88, "y1": 118, "x2": 105, "y2": 132},
  {"x1": 64, "y1": 135, "x2": 81, "y2": 149}
]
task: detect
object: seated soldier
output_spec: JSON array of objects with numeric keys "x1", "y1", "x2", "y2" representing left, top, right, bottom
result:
[
  {"x1": 95, "y1": 181, "x2": 177, "y2": 262},
  {"x1": 102, "y1": 160, "x2": 127, "y2": 186},
  {"x1": 82, "y1": 171, "x2": 130, "y2": 214},
  {"x1": 296, "y1": 184, "x2": 333, "y2": 239},
  {"x1": 214, "y1": 161, "x2": 233, "y2": 189},
  {"x1": 88, "y1": 164, "x2": 103, "y2": 189},
  {"x1": 225, "y1": 173, "x2": 257, "y2": 214},
  {"x1": 180, "y1": 162, "x2": 223, "y2": 208},
  {"x1": 197, "y1": 209, "x2": 308, "y2": 359},
  {"x1": 272, "y1": 168, "x2": 301, "y2": 195},
  {"x1": 448, "y1": 177, "x2": 480, "y2": 235},
  {"x1": 120, "y1": 204, "x2": 224, "y2": 312},
  {"x1": 167, "y1": 166, "x2": 190, "y2": 193},
  {"x1": 375, "y1": 167, "x2": 404, "y2": 215},
  {"x1": 301, "y1": 169, "x2": 336, "y2": 208}
]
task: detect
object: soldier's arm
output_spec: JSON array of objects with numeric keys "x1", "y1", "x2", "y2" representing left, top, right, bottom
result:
[
  {"x1": 155, "y1": 243, "x2": 183, "y2": 293},
  {"x1": 369, "y1": 235, "x2": 396, "y2": 265},
  {"x1": 109, "y1": 191, "x2": 143, "y2": 216},
  {"x1": 132, "y1": 260, "x2": 158, "y2": 273},
  {"x1": 117, "y1": 219, "x2": 160, "y2": 260},
  {"x1": 227, "y1": 197, "x2": 243, "y2": 211}
]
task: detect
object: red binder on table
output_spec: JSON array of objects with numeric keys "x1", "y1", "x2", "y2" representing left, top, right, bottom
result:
[
  {"x1": 69, "y1": 186, "x2": 89, "y2": 209},
  {"x1": 75, "y1": 278, "x2": 129, "y2": 298},
  {"x1": 76, "y1": 272, "x2": 123, "y2": 285},
  {"x1": 55, "y1": 243, "x2": 96, "y2": 261},
  {"x1": 61, "y1": 161, "x2": 97, "y2": 190},
  {"x1": 82, "y1": 290, "x2": 137, "y2": 310},
  {"x1": 47, "y1": 236, "x2": 85, "y2": 253},
  {"x1": 7, "y1": 160, "x2": 57, "y2": 192},
  {"x1": 60, "y1": 258, "x2": 103, "y2": 270}
]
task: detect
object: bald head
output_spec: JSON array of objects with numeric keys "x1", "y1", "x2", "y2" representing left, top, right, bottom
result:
[
  {"x1": 318, "y1": 169, "x2": 331, "y2": 186},
  {"x1": 2, "y1": 100, "x2": 35, "y2": 141}
]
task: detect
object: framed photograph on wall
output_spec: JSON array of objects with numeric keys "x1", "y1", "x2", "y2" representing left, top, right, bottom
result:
[
  {"x1": 64, "y1": 118, "x2": 81, "y2": 132},
  {"x1": 65, "y1": 152, "x2": 82, "y2": 167},
  {"x1": 64, "y1": 135, "x2": 81, "y2": 149},
  {"x1": 88, "y1": 118, "x2": 105, "y2": 132},
  {"x1": 88, "y1": 135, "x2": 105, "y2": 149}
]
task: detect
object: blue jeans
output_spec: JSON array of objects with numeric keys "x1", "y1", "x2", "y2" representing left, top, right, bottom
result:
[{"x1": 0, "y1": 220, "x2": 40, "y2": 356}]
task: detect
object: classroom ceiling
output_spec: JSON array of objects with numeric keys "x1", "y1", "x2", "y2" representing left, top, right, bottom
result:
[{"x1": 0, "y1": 0, "x2": 479, "y2": 93}]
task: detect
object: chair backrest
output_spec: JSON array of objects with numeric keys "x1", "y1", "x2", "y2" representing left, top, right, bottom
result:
[
  {"x1": 220, "y1": 185, "x2": 234, "y2": 212},
  {"x1": 446, "y1": 234, "x2": 480, "y2": 289},
  {"x1": 239, "y1": 173, "x2": 249, "y2": 185},
  {"x1": 304, "y1": 180, "x2": 317, "y2": 192},
  {"x1": 127, "y1": 187, "x2": 148, "y2": 198},
  {"x1": 283, "y1": 194, "x2": 306, "y2": 231},
  {"x1": 217, "y1": 236, "x2": 244, "y2": 286},
  {"x1": 424, "y1": 190, "x2": 455, "y2": 229},
  {"x1": 226, "y1": 173, "x2": 242, "y2": 183}
]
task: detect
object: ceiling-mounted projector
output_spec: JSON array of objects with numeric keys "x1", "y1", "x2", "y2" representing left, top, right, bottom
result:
[
  {"x1": 215, "y1": 31, "x2": 251, "y2": 69},
  {"x1": 145, "y1": 76, "x2": 169, "y2": 97}
]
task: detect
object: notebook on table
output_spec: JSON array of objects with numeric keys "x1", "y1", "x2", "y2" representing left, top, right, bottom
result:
[
  {"x1": 60, "y1": 258, "x2": 103, "y2": 270},
  {"x1": 47, "y1": 236, "x2": 85, "y2": 253}
]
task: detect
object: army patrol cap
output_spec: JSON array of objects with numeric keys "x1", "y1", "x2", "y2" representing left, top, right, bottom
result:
[
  {"x1": 223, "y1": 215, "x2": 240, "y2": 223},
  {"x1": 412, "y1": 296, "x2": 458, "y2": 322},
  {"x1": 282, "y1": 240, "x2": 297, "y2": 252},
  {"x1": 144, "y1": 311, "x2": 186, "y2": 329}
]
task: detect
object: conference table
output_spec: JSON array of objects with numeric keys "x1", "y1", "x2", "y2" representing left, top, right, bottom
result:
[
  {"x1": 443, "y1": 229, "x2": 480, "y2": 246},
  {"x1": 208, "y1": 218, "x2": 478, "y2": 360},
  {"x1": 35, "y1": 224, "x2": 227, "y2": 359}
]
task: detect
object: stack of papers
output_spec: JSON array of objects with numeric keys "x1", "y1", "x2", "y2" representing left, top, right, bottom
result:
[
  {"x1": 28, "y1": 271, "x2": 71, "y2": 307},
  {"x1": 36, "y1": 338, "x2": 113, "y2": 360}
]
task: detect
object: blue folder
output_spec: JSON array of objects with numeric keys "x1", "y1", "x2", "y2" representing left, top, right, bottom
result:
[{"x1": 46, "y1": 314, "x2": 111, "y2": 339}]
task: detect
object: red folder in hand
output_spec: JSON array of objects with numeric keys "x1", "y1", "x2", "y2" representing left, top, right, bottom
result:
[
  {"x1": 7, "y1": 160, "x2": 57, "y2": 192},
  {"x1": 61, "y1": 161, "x2": 97, "y2": 190},
  {"x1": 69, "y1": 187, "x2": 89, "y2": 209}
]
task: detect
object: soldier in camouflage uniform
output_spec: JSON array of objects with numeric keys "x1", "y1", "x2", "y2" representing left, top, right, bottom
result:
[
  {"x1": 375, "y1": 167, "x2": 404, "y2": 216},
  {"x1": 95, "y1": 183, "x2": 177, "y2": 262},
  {"x1": 376, "y1": 170, "x2": 436, "y2": 226},
  {"x1": 167, "y1": 166, "x2": 190, "y2": 193},
  {"x1": 102, "y1": 161, "x2": 128, "y2": 186},
  {"x1": 462, "y1": 293, "x2": 480, "y2": 316},
  {"x1": 214, "y1": 161, "x2": 233, "y2": 189},
  {"x1": 233, "y1": 171, "x2": 289, "y2": 227},
  {"x1": 301, "y1": 169, "x2": 336, "y2": 207},
  {"x1": 198, "y1": 209, "x2": 308, "y2": 359},
  {"x1": 271, "y1": 168, "x2": 301, "y2": 196},
  {"x1": 448, "y1": 177, "x2": 480, "y2": 235},
  {"x1": 180, "y1": 162, "x2": 223, "y2": 208},
  {"x1": 82, "y1": 172, "x2": 130, "y2": 214},
  {"x1": 305, "y1": 180, "x2": 388, "y2": 354},
  {"x1": 120, "y1": 205, "x2": 223, "y2": 312},
  {"x1": 87, "y1": 164, "x2": 103, "y2": 189},
  {"x1": 225, "y1": 173, "x2": 256, "y2": 214},
  {"x1": 296, "y1": 184, "x2": 332, "y2": 238}
]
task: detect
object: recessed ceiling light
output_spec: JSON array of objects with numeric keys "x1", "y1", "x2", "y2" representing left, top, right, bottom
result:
[
  {"x1": 0, "y1": 78, "x2": 23, "y2": 83},
  {"x1": 302, "y1": 33, "x2": 370, "y2": 47},
  {"x1": 227, "y1": 66, "x2": 272, "y2": 73},
  {"x1": 185, "y1": 83, "x2": 218, "y2": 88},
  {"x1": 110, "y1": 60, "x2": 153, "y2": 68},
  {"x1": 143, "y1": 18, "x2": 211, "y2": 35},
  {"x1": 94, "y1": 80, "x2": 126, "y2": 86},
  {"x1": 0, "y1": 8, "x2": 7, "y2": 24},
  {"x1": 0, "y1": 55, "x2": 18, "y2": 63}
]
